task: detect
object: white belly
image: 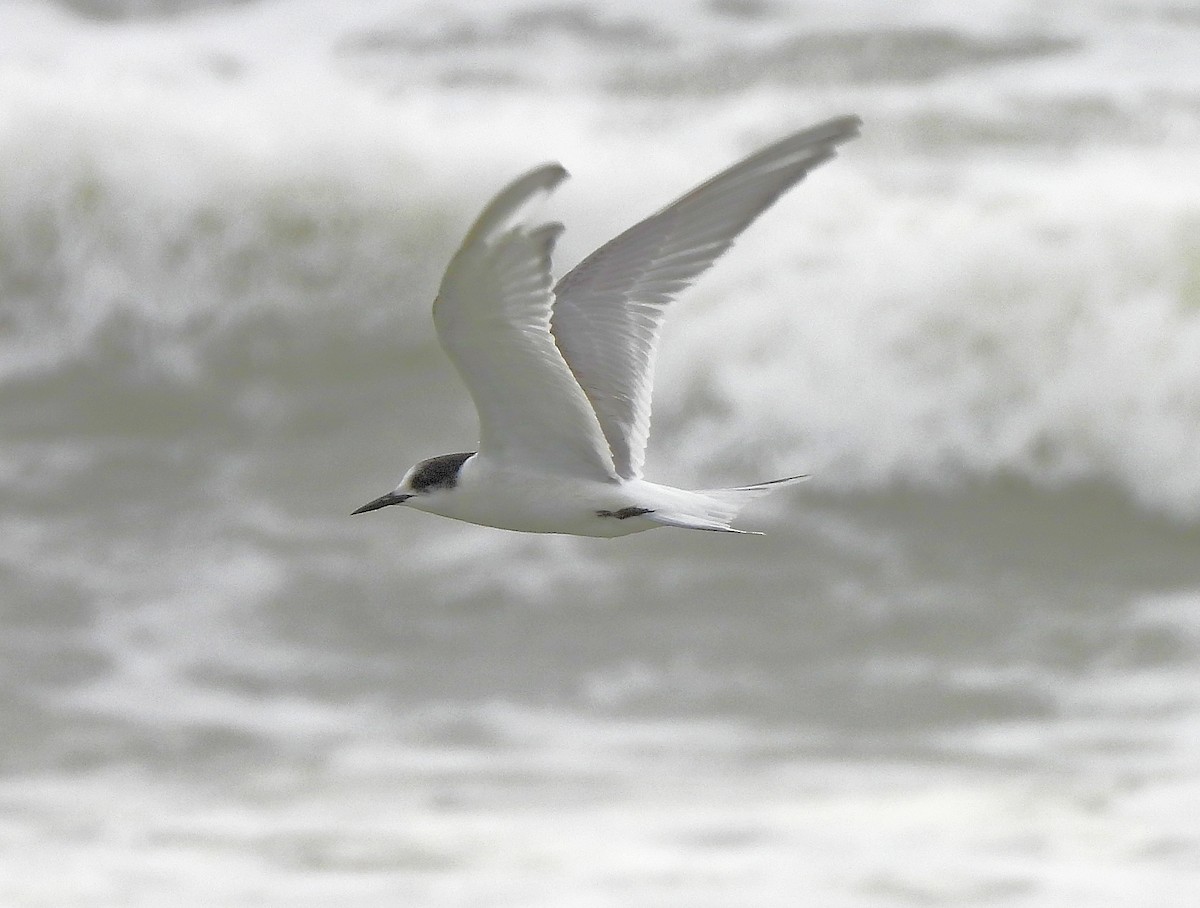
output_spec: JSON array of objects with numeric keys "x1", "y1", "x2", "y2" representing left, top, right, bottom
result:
[{"x1": 406, "y1": 460, "x2": 658, "y2": 537}]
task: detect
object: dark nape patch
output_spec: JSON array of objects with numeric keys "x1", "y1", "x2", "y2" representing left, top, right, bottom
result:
[
  {"x1": 410, "y1": 452, "x2": 475, "y2": 492},
  {"x1": 596, "y1": 506, "x2": 655, "y2": 519}
]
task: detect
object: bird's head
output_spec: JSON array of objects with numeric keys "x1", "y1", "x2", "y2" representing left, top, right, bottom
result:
[{"x1": 351, "y1": 451, "x2": 475, "y2": 516}]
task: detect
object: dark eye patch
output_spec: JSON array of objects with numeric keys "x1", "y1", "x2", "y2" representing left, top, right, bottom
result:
[{"x1": 410, "y1": 452, "x2": 475, "y2": 492}]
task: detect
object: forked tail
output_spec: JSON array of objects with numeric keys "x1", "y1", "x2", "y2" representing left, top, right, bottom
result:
[{"x1": 645, "y1": 474, "x2": 808, "y2": 535}]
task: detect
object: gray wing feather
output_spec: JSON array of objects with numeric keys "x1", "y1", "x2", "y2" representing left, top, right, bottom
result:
[
  {"x1": 434, "y1": 164, "x2": 619, "y2": 480},
  {"x1": 551, "y1": 115, "x2": 862, "y2": 479}
]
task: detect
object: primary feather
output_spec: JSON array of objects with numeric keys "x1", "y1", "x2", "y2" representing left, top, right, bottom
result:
[{"x1": 552, "y1": 115, "x2": 861, "y2": 479}]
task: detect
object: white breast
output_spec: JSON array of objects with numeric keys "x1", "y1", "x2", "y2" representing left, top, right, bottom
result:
[{"x1": 404, "y1": 455, "x2": 654, "y2": 537}]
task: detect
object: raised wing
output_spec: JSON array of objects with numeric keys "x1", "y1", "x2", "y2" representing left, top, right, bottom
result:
[
  {"x1": 551, "y1": 115, "x2": 862, "y2": 479},
  {"x1": 433, "y1": 164, "x2": 618, "y2": 480}
]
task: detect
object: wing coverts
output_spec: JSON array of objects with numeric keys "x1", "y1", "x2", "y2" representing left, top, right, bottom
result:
[{"x1": 434, "y1": 164, "x2": 619, "y2": 480}]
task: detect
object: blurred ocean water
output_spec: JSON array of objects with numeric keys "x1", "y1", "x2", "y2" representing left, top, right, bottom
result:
[{"x1": 2, "y1": 0, "x2": 1200, "y2": 904}]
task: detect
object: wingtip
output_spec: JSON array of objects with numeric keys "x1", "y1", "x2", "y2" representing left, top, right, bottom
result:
[
  {"x1": 522, "y1": 162, "x2": 570, "y2": 194},
  {"x1": 837, "y1": 113, "x2": 863, "y2": 131},
  {"x1": 460, "y1": 162, "x2": 571, "y2": 247},
  {"x1": 765, "y1": 114, "x2": 862, "y2": 167},
  {"x1": 817, "y1": 113, "x2": 863, "y2": 140},
  {"x1": 542, "y1": 162, "x2": 570, "y2": 184}
]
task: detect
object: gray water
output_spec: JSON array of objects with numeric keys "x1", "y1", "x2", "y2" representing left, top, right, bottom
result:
[{"x1": 3, "y1": 0, "x2": 1200, "y2": 904}]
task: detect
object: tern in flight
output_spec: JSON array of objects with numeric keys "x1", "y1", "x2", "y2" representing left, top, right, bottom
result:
[{"x1": 353, "y1": 115, "x2": 861, "y2": 536}]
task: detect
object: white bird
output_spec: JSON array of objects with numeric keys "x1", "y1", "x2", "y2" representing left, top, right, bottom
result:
[{"x1": 353, "y1": 115, "x2": 861, "y2": 536}]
